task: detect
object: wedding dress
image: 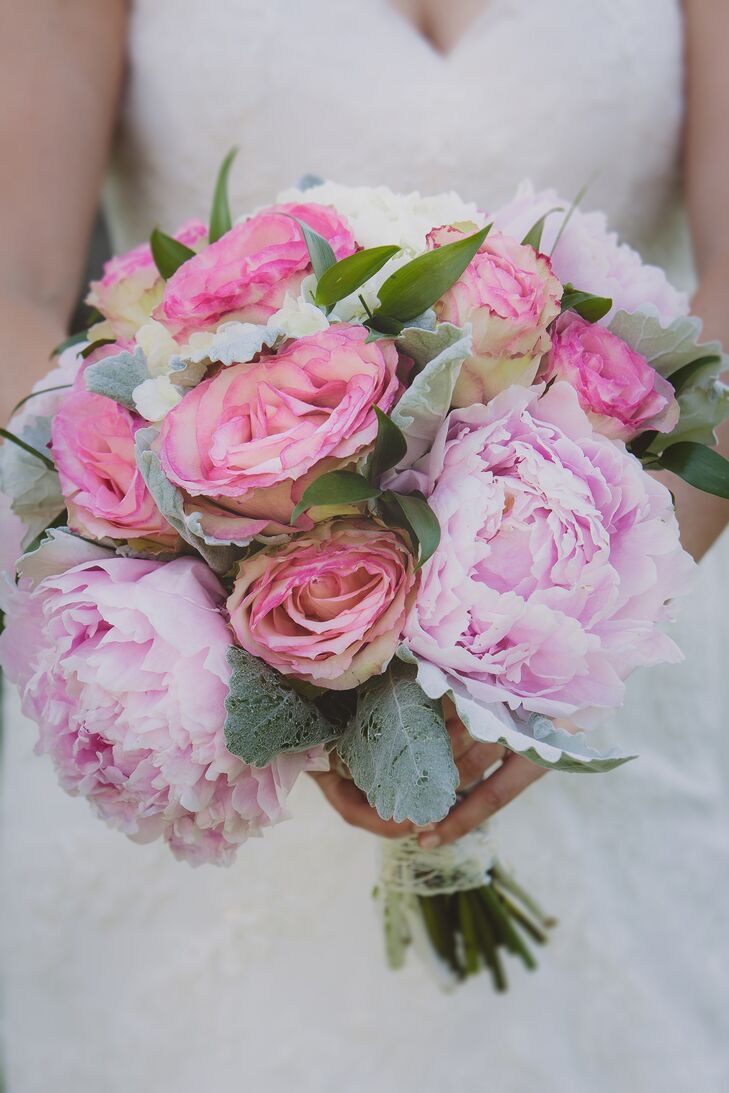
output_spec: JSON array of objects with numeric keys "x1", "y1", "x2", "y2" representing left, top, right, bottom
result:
[{"x1": 2, "y1": 2, "x2": 728, "y2": 1090}]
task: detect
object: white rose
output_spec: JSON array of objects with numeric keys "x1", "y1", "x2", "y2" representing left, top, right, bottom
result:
[
  {"x1": 132, "y1": 375, "x2": 183, "y2": 422},
  {"x1": 268, "y1": 294, "x2": 330, "y2": 339},
  {"x1": 275, "y1": 181, "x2": 486, "y2": 253}
]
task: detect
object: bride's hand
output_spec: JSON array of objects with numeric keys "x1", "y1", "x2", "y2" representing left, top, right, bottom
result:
[
  {"x1": 309, "y1": 767, "x2": 417, "y2": 839},
  {"x1": 417, "y1": 706, "x2": 547, "y2": 849},
  {"x1": 310, "y1": 700, "x2": 547, "y2": 842}
]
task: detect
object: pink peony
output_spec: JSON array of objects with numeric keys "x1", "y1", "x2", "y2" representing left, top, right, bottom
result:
[
  {"x1": 87, "y1": 220, "x2": 208, "y2": 339},
  {"x1": 430, "y1": 226, "x2": 563, "y2": 407},
  {"x1": 52, "y1": 389, "x2": 178, "y2": 546},
  {"x1": 541, "y1": 313, "x2": 679, "y2": 440},
  {"x1": 0, "y1": 490, "x2": 23, "y2": 609},
  {"x1": 157, "y1": 203, "x2": 357, "y2": 338},
  {"x1": 394, "y1": 382, "x2": 694, "y2": 724},
  {"x1": 0, "y1": 551, "x2": 325, "y2": 865},
  {"x1": 157, "y1": 324, "x2": 401, "y2": 543},
  {"x1": 227, "y1": 519, "x2": 417, "y2": 689},
  {"x1": 490, "y1": 183, "x2": 689, "y2": 325}
]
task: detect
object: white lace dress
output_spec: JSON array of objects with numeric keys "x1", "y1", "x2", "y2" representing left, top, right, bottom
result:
[{"x1": 3, "y1": 2, "x2": 728, "y2": 1090}]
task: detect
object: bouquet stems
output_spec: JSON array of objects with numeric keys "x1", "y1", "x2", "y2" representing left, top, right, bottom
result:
[{"x1": 377, "y1": 829, "x2": 554, "y2": 990}]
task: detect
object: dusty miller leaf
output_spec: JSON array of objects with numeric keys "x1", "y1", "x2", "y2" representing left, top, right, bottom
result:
[
  {"x1": 0, "y1": 417, "x2": 64, "y2": 548},
  {"x1": 391, "y1": 322, "x2": 472, "y2": 466},
  {"x1": 337, "y1": 660, "x2": 458, "y2": 824},
  {"x1": 134, "y1": 427, "x2": 243, "y2": 573},
  {"x1": 84, "y1": 346, "x2": 150, "y2": 409},
  {"x1": 17, "y1": 527, "x2": 113, "y2": 587},
  {"x1": 397, "y1": 647, "x2": 636, "y2": 774},
  {"x1": 224, "y1": 646, "x2": 339, "y2": 766},
  {"x1": 175, "y1": 321, "x2": 280, "y2": 368}
]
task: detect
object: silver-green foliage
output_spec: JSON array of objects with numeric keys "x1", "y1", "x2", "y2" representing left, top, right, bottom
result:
[
  {"x1": 338, "y1": 660, "x2": 458, "y2": 825},
  {"x1": 224, "y1": 647, "x2": 338, "y2": 767}
]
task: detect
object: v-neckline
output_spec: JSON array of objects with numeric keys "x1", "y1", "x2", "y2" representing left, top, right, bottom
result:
[{"x1": 384, "y1": 1, "x2": 492, "y2": 59}]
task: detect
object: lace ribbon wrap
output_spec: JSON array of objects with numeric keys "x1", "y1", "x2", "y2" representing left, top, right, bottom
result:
[
  {"x1": 378, "y1": 821, "x2": 495, "y2": 897},
  {"x1": 376, "y1": 823, "x2": 495, "y2": 988}
]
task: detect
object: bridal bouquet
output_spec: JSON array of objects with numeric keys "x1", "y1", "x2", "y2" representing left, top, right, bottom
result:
[{"x1": 2, "y1": 153, "x2": 727, "y2": 990}]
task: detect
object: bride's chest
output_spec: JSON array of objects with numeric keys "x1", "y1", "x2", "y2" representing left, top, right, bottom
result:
[{"x1": 119, "y1": 0, "x2": 684, "y2": 244}]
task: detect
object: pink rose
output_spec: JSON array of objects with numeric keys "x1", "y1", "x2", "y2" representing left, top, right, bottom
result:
[
  {"x1": 87, "y1": 220, "x2": 208, "y2": 339},
  {"x1": 490, "y1": 183, "x2": 689, "y2": 325},
  {"x1": 541, "y1": 313, "x2": 679, "y2": 440},
  {"x1": 157, "y1": 203, "x2": 357, "y2": 338},
  {"x1": 52, "y1": 389, "x2": 178, "y2": 546},
  {"x1": 227, "y1": 519, "x2": 417, "y2": 689},
  {"x1": 157, "y1": 324, "x2": 401, "y2": 543},
  {"x1": 0, "y1": 551, "x2": 325, "y2": 865},
  {"x1": 393, "y1": 382, "x2": 693, "y2": 724},
  {"x1": 429, "y1": 226, "x2": 563, "y2": 406}
]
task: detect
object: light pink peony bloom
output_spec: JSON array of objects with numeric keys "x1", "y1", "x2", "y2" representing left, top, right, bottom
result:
[
  {"x1": 429, "y1": 226, "x2": 563, "y2": 407},
  {"x1": 490, "y1": 183, "x2": 689, "y2": 325},
  {"x1": 541, "y1": 313, "x2": 679, "y2": 440},
  {"x1": 394, "y1": 383, "x2": 694, "y2": 724},
  {"x1": 52, "y1": 389, "x2": 179, "y2": 546},
  {"x1": 87, "y1": 220, "x2": 208, "y2": 339},
  {"x1": 0, "y1": 491, "x2": 23, "y2": 609},
  {"x1": 12, "y1": 342, "x2": 83, "y2": 423},
  {"x1": 0, "y1": 553, "x2": 325, "y2": 865},
  {"x1": 157, "y1": 203, "x2": 357, "y2": 338},
  {"x1": 227, "y1": 519, "x2": 418, "y2": 689},
  {"x1": 157, "y1": 324, "x2": 401, "y2": 542}
]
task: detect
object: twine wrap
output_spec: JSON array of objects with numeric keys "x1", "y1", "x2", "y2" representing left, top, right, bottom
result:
[{"x1": 378, "y1": 821, "x2": 495, "y2": 897}]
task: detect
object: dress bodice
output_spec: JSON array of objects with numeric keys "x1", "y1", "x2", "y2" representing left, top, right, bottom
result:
[{"x1": 107, "y1": 0, "x2": 686, "y2": 267}]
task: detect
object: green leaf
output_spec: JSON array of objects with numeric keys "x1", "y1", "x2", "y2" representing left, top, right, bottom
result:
[
  {"x1": 209, "y1": 146, "x2": 238, "y2": 243},
  {"x1": 50, "y1": 329, "x2": 87, "y2": 359},
  {"x1": 381, "y1": 490, "x2": 441, "y2": 568},
  {"x1": 314, "y1": 245, "x2": 401, "y2": 308},
  {"x1": 0, "y1": 427, "x2": 55, "y2": 470},
  {"x1": 560, "y1": 284, "x2": 612, "y2": 322},
  {"x1": 80, "y1": 338, "x2": 116, "y2": 359},
  {"x1": 11, "y1": 384, "x2": 72, "y2": 417},
  {"x1": 657, "y1": 441, "x2": 729, "y2": 499},
  {"x1": 367, "y1": 314, "x2": 404, "y2": 336},
  {"x1": 224, "y1": 646, "x2": 339, "y2": 767},
  {"x1": 337, "y1": 660, "x2": 458, "y2": 824},
  {"x1": 521, "y1": 207, "x2": 563, "y2": 251},
  {"x1": 150, "y1": 228, "x2": 196, "y2": 280},
  {"x1": 291, "y1": 216, "x2": 337, "y2": 280},
  {"x1": 368, "y1": 408, "x2": 408, "y2": 483},
  {"x1": 291, "y1": 470, "x2": 381, "y2": 523},
  {"x1": 550, "y1": 179, "x2": 591, "y2": 255},
  {"x1": 667, "y1": 355, "x2": 722, "y2": 396},
  {"x1": 372, "y1": 225, "x2": 490, "y2": 326}
]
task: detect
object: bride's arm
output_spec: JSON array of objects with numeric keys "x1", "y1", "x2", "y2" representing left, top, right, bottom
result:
[
  {"x1": 0, "y1": 0, "x2": 127, "y2": 425},
  {"x1": 665, "y1": 0, "x2": 729, "y2": 559}
]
